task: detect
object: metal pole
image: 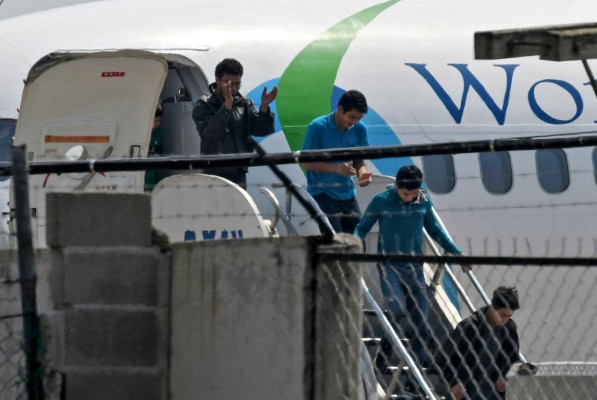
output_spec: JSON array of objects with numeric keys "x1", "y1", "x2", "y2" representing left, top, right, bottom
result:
[
  {"x1": 2, "y1": 132, "x2": 597, "y2": 177},
  {"x1": 12, "y1": 145, "x2": 45, "y2": 400},
  {"x1": 581, "y1": 59, "x2": 597, "y2": 101}
]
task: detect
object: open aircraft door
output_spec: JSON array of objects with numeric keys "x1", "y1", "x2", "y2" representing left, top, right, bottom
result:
[{"x1": 11, "y1": 50, "x2": 169, "y2": 247}]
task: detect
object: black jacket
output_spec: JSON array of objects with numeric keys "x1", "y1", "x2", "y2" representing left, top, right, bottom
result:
[
  {"x1": 434, "y1": 306, "x2": 520, "y2": 394},
  {"x1": 192, "y1": 83, "x2": 275, "y2": 175}
]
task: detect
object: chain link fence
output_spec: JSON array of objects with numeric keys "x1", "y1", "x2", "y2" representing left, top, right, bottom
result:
[
  {"x1": 2, "y1": 139, "x2": 597, "y2": 399},
  {"x1": 0, "y1": 260, "x2": 26, "y2": 400},
  {"x1": 346, "y1": 253, "x2": 597, "y2": 400}
]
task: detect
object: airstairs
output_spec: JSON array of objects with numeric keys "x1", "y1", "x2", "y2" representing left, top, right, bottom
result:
[
  {"x1": 256, "y1": 176, "x2": 447, "y2": 399},
  {"x1": 258, "y1": 175, "x2": 530, "y2": 400}
]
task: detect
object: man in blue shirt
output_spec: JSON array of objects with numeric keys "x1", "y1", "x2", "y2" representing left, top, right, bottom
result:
[
  {"x1": 355, "y1": 165, "x2": 470, "y2": 368},
  {"x1": 301, "y1": 90, "x2": 372, "y2": 233}
]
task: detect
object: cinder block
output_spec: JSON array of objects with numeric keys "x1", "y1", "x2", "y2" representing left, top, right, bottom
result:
[
  {"x1": 64, "y1": 370, "x2": 163, "y2": 400},
  {"x1": 40, "y1": 311, "x2": 65, "y2": 370},
  {"x1": 50, "y1": 247, "x2": 168, "y2": 307},
  {"x1": 64, "y1": 309, "x2": 159, "y2": 367},
  {"x1": 46, "y1": 193, "x2": 152, "y2": 247}
]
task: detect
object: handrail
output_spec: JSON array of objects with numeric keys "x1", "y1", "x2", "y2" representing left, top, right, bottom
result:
[
  {"x1": 362, "y1": 278, "x2": 439, "y2": 400},
  {"x1": 259, "y1": 187, "x2": 298, "y2": 236},
  {"x1": 285, "y1": 183, "x2": 336, "y2": 236},
  {"x1": 423, "y1": 229, "x2": 477, "y2": 314}
]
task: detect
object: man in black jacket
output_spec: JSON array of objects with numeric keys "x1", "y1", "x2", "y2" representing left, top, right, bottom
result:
[
  {"x1": 433, "y1": 286, "x2": 522, "y2": 400},
  {"x1": 192, "y1": 58, "x2": 277, "y2": 189}
]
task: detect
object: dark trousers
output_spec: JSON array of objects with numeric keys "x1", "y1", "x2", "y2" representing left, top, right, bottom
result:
[{"x1": 312, "y1": 193, "x2": 361, "y2": 234}]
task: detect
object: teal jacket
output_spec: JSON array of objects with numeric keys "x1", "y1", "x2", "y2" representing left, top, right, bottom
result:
[{"x1": 354, "y1": 185, "x2": 461, "y2": 260}]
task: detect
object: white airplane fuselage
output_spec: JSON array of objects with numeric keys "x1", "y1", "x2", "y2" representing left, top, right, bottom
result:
[{"x1": 0, "y1": 0, "x2": 596, "y2": 257}]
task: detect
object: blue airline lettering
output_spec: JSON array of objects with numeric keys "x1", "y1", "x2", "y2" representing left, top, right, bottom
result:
[
  {"x1": 184, "y1": 230, "x2": 197, "y2": 241},
  {"x1": 198, "y1": 229, "x2": 244, "y2": 240},
  {"x1": 406, "y1": 63, "x2": 518, "y2": 125},
  {"x1": 528, "y1": 79, "x2": 583, "y2": 124},
  {"x1": 202, "y1": 230, "x2": 216, "y2": 240}
]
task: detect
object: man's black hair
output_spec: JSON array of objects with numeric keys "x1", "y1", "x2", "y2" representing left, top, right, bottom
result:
[
  {"x1": 338, "y1": 90, "x2": 368, "y2": 114},
  {"x1": 396, "y1": 165, "x2": 423, "y2": 190},
  {"x1": 492, "y1": 286, "x2": 520, "y2": 311},
  {"x1": 215, "y1": 58, "x2": 244, "y2": 79}
]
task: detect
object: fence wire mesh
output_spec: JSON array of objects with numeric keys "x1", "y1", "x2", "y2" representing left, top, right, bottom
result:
[
  {"x1": 2, "y1": 144, "x2": 597, "y2": 400},
  {"x1": 351, "y1": 253, "x2": 597, "y2": 400},
  {"x1": 0, "y1": 259, "x2": 26, "y2": 400}
]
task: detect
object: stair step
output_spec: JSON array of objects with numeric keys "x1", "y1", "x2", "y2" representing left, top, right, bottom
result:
[
  {"x1": 362, "y1": 337, "x2": 381, "y2": 345},
  {"x1": 390, "y1": 395, "x2": 446, "y2": 400},
  {"x1": 379, "y1": 365, "x2": 429, "y2": 375},
  {"x1": 363, "y1": 308, "x2": 392, "y2": 317}
]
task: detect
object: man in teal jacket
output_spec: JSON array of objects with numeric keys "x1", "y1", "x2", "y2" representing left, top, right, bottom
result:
[{"x1": 355, "y1": 165, "x2": 469, "y2": 368}]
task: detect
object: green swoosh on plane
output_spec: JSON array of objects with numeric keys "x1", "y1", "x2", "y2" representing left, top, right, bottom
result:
[{"x1": 276, "y1": 0, "x2": 399, "y2": 151}]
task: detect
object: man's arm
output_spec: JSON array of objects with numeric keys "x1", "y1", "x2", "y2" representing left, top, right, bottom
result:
[
  {"x1": 192, "y1": 99, "x2": 230, "y2": 140},
  {"x1": 353, "y1": 197, "x2": 379, "y2": 238},
  {"x1": 352, "y1": 125, "x2": 372, "y2": 186},
  {"x1": 423, "y1": 200, "x2": 472, "y2": 271},
  {"x1": 303, "y1": 161, "x2": 357, "y2": 176},
  {"x1": 352, "y1": 159, "x2": 372, "y2": 187},
  {"x1": 497, "y1": 320, "x2": 521, "y2": 377},
  {"x1": 423, "y1": 200, "x2": 461, "y2": 254},
  {"x1": 249, "y1": 100, "x2": 275, "y2": 137},
  {"x1": 251, "y1": 87, "x2": 277, "y2": 137}
]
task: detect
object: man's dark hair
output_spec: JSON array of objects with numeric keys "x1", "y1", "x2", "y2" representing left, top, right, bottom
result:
[
  {"x1": 338, "y1": 90, "x2": 368, "y2": 114},
  {"x1": 215, "y1": 58, "x2": 244, "y2": 79},
  {"x1": 492, "y1": 286, "x2": 520, "y2": 310},
  {"x1": 396, "y1": 165, "x2": 423, "y2": 190}
]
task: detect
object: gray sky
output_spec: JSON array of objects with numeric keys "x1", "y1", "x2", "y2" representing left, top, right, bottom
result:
[{"x1": 0, "y1": 0, "x2": 102, "y2": 19}]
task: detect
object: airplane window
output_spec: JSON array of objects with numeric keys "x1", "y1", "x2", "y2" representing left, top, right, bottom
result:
[
  {"x1": 479, "y1": 151, "x2": 512, "y2": 194},
  {"x1": 536, "y1": 149, "x2": 569, "y2": 193},
  {"x1": 0, "y1": 119, "x2": 16, "y2": 182},
  {"x1": 422, "y1": 154, "x2": 455, "y2": 194}
]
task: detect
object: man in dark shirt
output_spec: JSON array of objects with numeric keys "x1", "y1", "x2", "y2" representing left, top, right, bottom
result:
[
  {"x1": 192, "y1": 58, "x2": 277, "y2": 189},
  {"x1": 433, "y1": 286, "x2": 523, "y2": 400}
]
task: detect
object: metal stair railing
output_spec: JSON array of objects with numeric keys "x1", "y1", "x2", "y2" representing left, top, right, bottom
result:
[{"x1": 259, "y1": 187, "x2": 298, "y2": 236}]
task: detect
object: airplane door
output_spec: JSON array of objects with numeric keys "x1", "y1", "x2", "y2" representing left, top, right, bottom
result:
[{"x1": 11, "y1": 50, "x2": 168, "y2": 247}]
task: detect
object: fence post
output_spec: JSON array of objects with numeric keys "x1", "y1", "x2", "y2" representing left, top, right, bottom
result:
[{"x1": 12, "y1": 144, "x2": 45, "y2": 399}]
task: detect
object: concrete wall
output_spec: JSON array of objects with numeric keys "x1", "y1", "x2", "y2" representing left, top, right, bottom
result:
[
  {"x1": 169, "y1": 234, "x2": 363, "y2": 400},
  {"x1": 32, "y1": 192, "x2": 363, "y2": 399}
]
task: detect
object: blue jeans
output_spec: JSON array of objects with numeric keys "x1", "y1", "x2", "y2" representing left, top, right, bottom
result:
[
  {"x1": 312, "y1": 193, "x2": 361, "y2": 234},
  {"x1": 377, "y1": 263, "x2": 429, "y2": 366}
]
